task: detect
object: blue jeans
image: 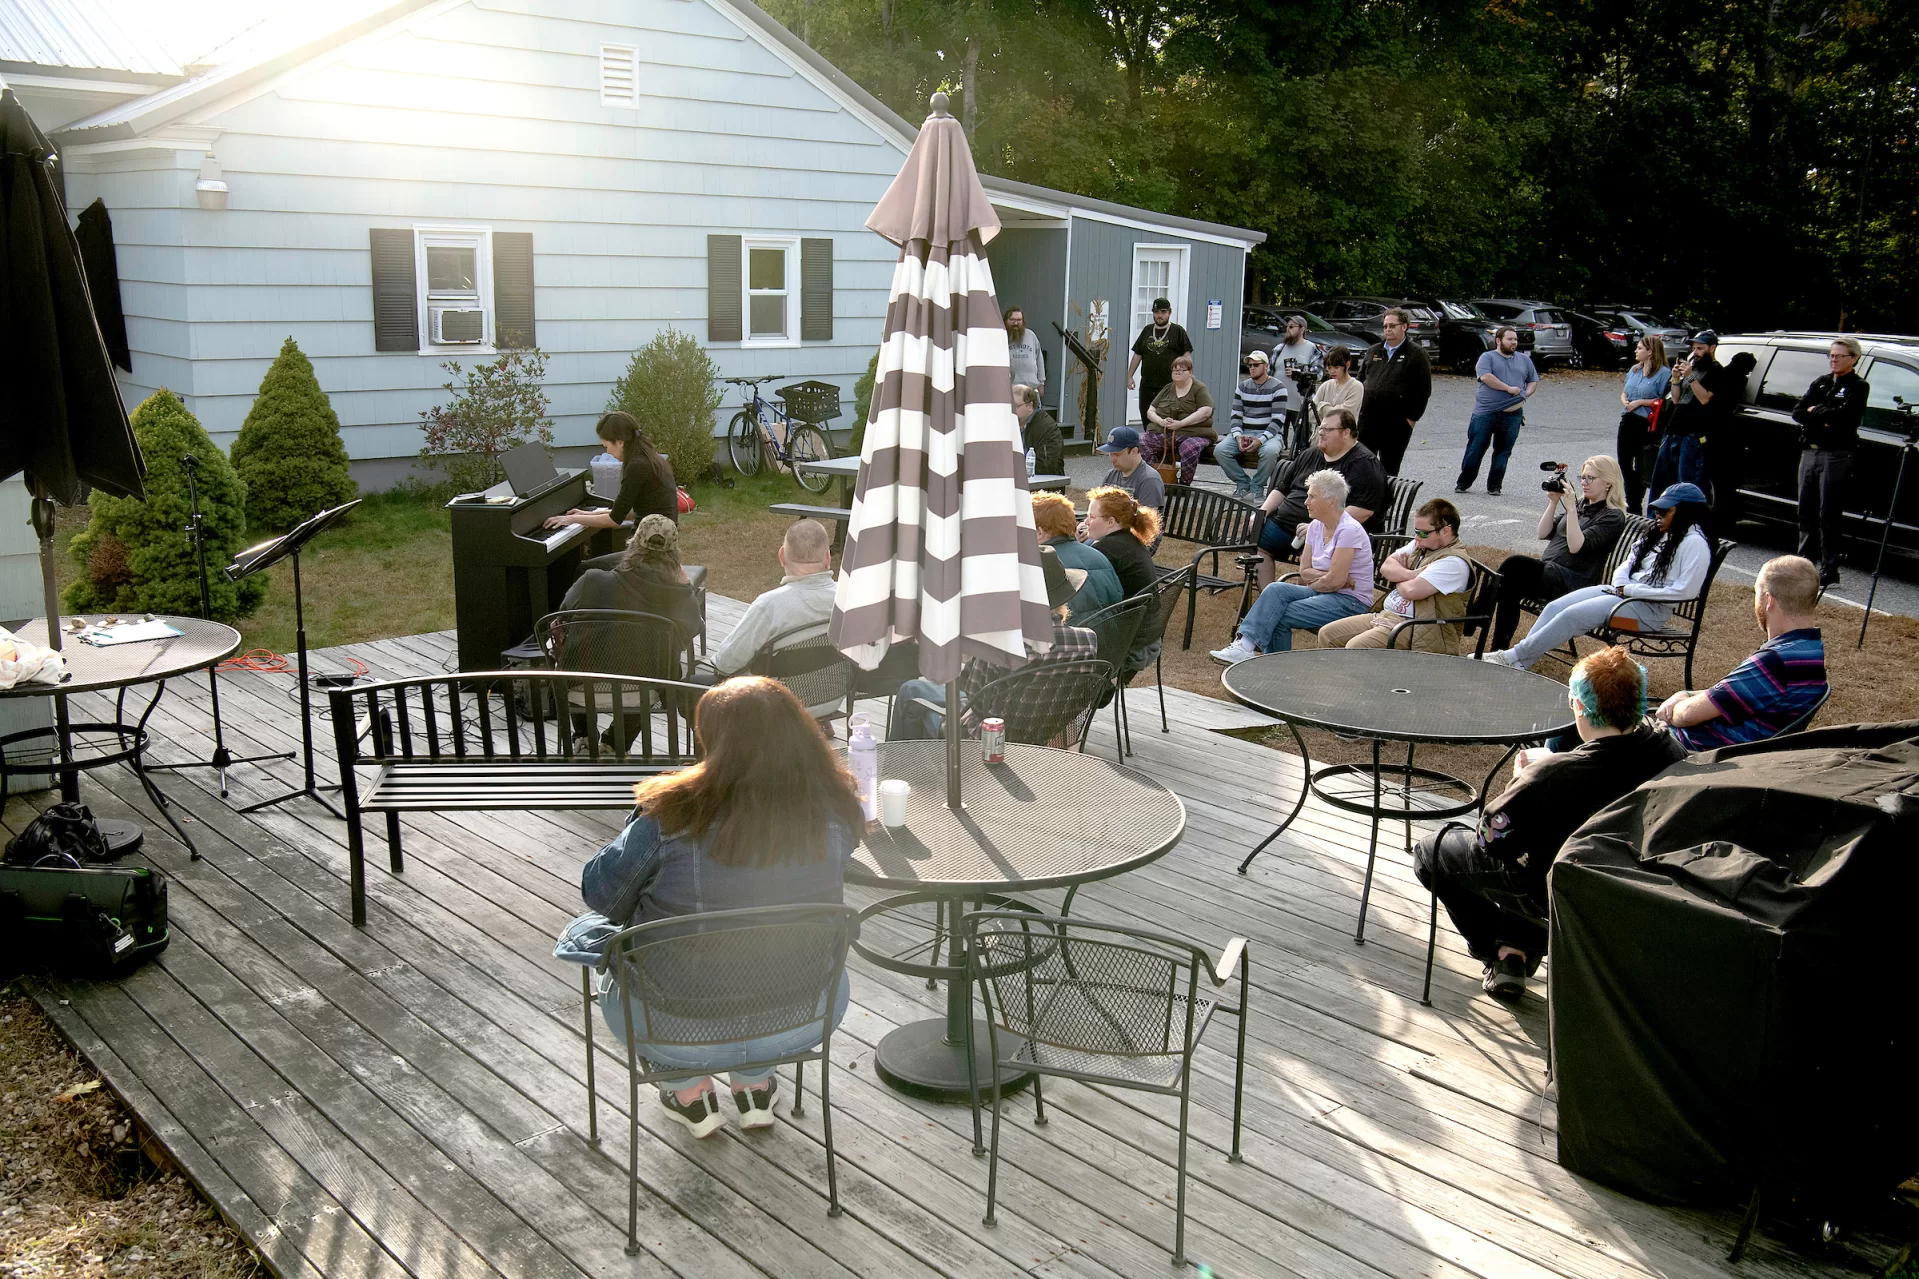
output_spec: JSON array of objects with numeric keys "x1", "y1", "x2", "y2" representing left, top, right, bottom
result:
[
  {"x1": 890, "y1": 678, "x2": 946, "y2": 739},
  {"x1": 601, "y1": 970, "x2": 852, "y2": 1092},
  {"x1": 1216, "y1": 431, "x2": 1286, "y2": 495},
  {"x1": 1649, "y1": 433, "x2": 1706, "y2": 498},
  {"x1": 1508, "y1": 585, "x2": 1668, "y2": 668},
  {"x1": 1239, "y1": 582, "x2": 1370, "y2": 652},
  {"x1": 1458, "y1": 409, "x2": 1524, "y2": 491}
]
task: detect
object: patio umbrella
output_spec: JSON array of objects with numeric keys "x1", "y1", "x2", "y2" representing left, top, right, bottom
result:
[
  {"x1": 1, "y1": 87, "x2": 144, "y2": 685},
  {"x1": 831, "y1": 92, "x2": 1052, "y2": 807}
]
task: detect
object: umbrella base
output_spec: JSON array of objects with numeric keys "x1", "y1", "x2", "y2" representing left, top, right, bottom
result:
[
  {"x1": 874, "y1": 1017, "x2": 1033, "y2": 1102},
  {"x1": 97, "y1": 818, "x2": 144, "y2": 858}
]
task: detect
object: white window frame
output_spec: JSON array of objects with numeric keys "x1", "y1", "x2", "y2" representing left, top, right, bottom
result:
[
  {"x1": 414, "y1": 225, "x2": 494, "y2": 355},
  {"x1": 1127, "y1": 243, "x2": 1191, "y2": 422},
  {"x1": 599, "y1": 44, "x2": 639, "y2": 107},
  {"x1": 741, "y1": 236, "x2": 801, "y2": 349}
]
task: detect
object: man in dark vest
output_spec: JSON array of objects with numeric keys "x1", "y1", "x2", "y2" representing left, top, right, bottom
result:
[{"x1": 1356, "y1": 307, "x2": 1433, "y2": 476}]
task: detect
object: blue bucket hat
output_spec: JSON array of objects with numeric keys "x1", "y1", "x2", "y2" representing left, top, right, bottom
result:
[{"x1": 1649, "y1": 482, "x2": 1708, "y2": 510}]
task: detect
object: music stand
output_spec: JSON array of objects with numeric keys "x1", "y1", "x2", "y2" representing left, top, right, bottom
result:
[
  {"x1": 145, "y1": 453, "x2": 292, "y2": 796},
  {"x1": 223, "y1": 499, "x2": 361, "y2": 817}
]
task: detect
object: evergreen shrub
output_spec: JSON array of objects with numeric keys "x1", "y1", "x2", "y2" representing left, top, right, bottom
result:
[
  {"x1": 851, "y1": 349, "x2": 880, "y2": 458},
  {"x1": 230, "y1": 336, "x2": 357, "y2": 531},
  {"x1": 66, "y1": 389, "x2": 267, "y2": 620},
  {"x1": 607, "y1": 328, "x2": 723, "y2": 484}
]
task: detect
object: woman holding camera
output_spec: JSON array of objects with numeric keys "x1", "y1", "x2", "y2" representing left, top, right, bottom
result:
[
  {"x1": 1617, "y1": 337, "x2": 1670, "y2": 514},
  {"x1": 1488, "y1": 456, "x2": 1629, "y2": 651}
]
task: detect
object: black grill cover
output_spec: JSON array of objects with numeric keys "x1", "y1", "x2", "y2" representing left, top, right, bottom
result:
[{"x1": 1550, "y1": 721, "x2": 1919, "y2": 1217}]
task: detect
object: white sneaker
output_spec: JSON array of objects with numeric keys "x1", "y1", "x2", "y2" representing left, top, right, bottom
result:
[
  {"x1": 1210, "y1": 637, "x2": 1259, "y2": 665},
  {"x1": 1479, "y1": 649, "x2": 1519, "y2": 667}
]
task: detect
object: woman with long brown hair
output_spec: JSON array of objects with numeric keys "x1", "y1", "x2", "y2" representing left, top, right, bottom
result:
[
  {"x1": 577, "y1": 677, "x2": 863, "y2": 1135},
  {"x1": 544, "y1": 410, "x2": 679, "y2": 536},
  {"x1": 1081, "y1": 485, "x2": 1162, "y2": 598}
]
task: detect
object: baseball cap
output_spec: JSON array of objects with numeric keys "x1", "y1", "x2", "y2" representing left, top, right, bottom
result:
[
  {"x1": 1246, "y1": 351, "x2": 1268, "y2": 365},
  {"x1": 1097, "y1": 426, "x2": 1142, "y2": 454},
  {"x1": 1691, "y1": 329, "x2": 1719, "y2": 346},
  {"x1": 1038, "y1": 546, "x2": 1087, "y2": 609},
  {"x1": 1649, "y1": 482, "x2": 1708, "y2": 510},
  {"x1": 1151, "y1": 297, "x2": 1171, "y2": 312}
]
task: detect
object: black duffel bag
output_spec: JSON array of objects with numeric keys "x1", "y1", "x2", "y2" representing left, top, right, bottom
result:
[
  {"x1": 5, "y1": 801, "x2": 114, "y2": 866},
  {"x1": 0, "y1": 862, "x2": 169, "y2": 974}
]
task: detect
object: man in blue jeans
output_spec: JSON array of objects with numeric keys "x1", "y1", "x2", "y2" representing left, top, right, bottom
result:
[{"x1": 1455, "y1": 326, "x2": 1538, "y2": 495}]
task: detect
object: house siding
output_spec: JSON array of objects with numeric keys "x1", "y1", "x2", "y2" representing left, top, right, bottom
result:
[
  {"x1": 1061, "y1": 215, "x2": 1245, "y2": 437},
  {"x1": 61, "y1": 0, "x2": 907, "y2": 472}
]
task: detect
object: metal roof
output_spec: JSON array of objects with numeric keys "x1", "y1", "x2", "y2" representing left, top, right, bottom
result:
[{"x1": 0, "y1": 0, "x2": 182, "y2": 78}]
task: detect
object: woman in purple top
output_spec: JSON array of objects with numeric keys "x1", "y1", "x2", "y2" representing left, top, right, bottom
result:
[{"x1": 1212, "y1": 470, "x2": 1375, "y2": 662}]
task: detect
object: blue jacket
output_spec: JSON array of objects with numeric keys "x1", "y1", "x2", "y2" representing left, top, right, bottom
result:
[{"x1": 1044, "y1": 535, "x2": 1122, "y2": 617}]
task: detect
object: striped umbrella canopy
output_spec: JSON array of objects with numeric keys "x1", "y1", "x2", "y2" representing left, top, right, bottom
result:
[{"x1": 830, "y1": 93, "x2": 1052, "y2": 687}]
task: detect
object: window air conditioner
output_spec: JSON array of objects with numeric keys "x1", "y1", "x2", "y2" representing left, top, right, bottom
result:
[{"x1": 430, "y1": 306, "x2": 485, "y2": 344}]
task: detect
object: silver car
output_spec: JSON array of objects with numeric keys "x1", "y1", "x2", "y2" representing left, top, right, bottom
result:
[{"x1": 1471, "y1": 298, "x2": 1574, "y2": 366}]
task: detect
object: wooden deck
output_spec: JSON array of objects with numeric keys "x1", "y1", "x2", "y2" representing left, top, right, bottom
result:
[{"x1": 2, "y1": 597, "x2": 1885, "y2": 1279}]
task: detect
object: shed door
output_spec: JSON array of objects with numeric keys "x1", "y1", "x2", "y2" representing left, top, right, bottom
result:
[{"x1": 1129, "y1": 245, "x2": 1189, "y2": 422}]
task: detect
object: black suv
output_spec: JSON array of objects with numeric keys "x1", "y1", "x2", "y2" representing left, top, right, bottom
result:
[
  {"x1": 1712, "y1": 332, "x2": 1919, "y2": 559},
  {"x1": 1416, "y1": 297, "x2": 1535, "y2": 375},
  {"x1": 1565, "y1": 311, "x2": 1633, "y2": 371},
  {"x1": 1304, "y1": 297, "x2": 1443, "y2": 357}
]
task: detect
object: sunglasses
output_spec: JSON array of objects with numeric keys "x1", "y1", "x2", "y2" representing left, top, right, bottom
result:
[{"x1": 1412, "y1": 526, "x2": 1439, "y2": 538}]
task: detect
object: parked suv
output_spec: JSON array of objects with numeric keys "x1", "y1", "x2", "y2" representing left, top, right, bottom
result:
[
  {"x1": 1415, "y1": 297, "x2": 1535, "y2": 374},
  {"x1": 1304, "y1": 296, "x2": 1443, "y2": 357},
  {"x1": 1712, "y1": 331, "x2": 1919, "y2": 560},
  {"x1": 1566, "y1": 311, "x2": 1633, "y2": 371},
  {"x1": 1241, "y1": 304, "x2": 1365, "y2": 367},
  {"x1": 1583, "y1": 306, "x2": 1692, "y2": 356},
  {"x1": 1471, "y1": 299, "x2": 1574, "y2": 366}
]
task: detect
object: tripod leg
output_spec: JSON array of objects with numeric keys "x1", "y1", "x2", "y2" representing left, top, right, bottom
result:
[{"x1": 1857, "y1": 440, "x2": 1912, "y2": 649}]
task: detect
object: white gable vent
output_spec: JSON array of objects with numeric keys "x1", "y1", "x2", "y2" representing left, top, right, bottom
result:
[{"x1": 600, "y1": 45, "x2": 638, "y2": 106}]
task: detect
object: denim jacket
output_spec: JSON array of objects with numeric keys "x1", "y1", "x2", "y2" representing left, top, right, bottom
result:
[{"x1": 555, "y1": 809, "x2": 855, "y2": 965}]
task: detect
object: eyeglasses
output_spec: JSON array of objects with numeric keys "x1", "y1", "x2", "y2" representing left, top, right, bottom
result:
[
  {"x1": 1579, "y1": 472, "x2": 1601, "y2": 482},
  {"x1": 1412, "y1": 526, "x2": 1438, "y2": 538}
]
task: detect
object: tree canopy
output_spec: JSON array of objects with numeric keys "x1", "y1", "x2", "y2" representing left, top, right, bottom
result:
[{"x1": 768, "y1": 0, "x2": 1918, "y2": 331}]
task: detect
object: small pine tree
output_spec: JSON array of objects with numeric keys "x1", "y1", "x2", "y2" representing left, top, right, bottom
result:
[
  {"x1": 606, "y1": 328, "x2": 722, "y2": 485},
  {"x1": 230, "y1": 336, "x2": 357, "y2": 531},
  {"x1": 66, "y1": 389, "x2": 268, "y2": 621}
]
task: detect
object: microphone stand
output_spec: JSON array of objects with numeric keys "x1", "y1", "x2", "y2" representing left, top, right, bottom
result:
[
  {"x1": 144, "y1": 454, "x2": 292, "y2": 796},
  {"x1": 1855, "y1": 400, "x2": 1919, "y2": 649}
]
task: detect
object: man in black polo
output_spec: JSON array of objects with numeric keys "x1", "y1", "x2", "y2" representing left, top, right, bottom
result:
[
  {"x1": 1250, "y1": 406, "x2": 1387, "y2": 586},
  {"x1": 1356, "y1": 307, "x2": 1433, "y2": 476},
  {"x1": 1792, "y1": 337, "x2": 1870, "y2": 588}
]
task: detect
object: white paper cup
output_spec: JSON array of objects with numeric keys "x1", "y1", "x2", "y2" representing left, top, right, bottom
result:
[{"x1": 879, "y1": 779, "x2": 910, "y2": 828}]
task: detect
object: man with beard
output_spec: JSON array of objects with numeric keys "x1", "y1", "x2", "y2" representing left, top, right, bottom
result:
[
  {"x1": 1005, "y1": 306, "x2": 1045, "y2": 400},
  {"x1": 1126, "y1": 297, "x2": 1194, "y2": 427},
  {"x1": 1356, "y1": 308, "x2": 1433, "y2": 476}
]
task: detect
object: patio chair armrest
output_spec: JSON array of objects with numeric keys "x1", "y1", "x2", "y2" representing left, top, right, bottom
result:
[
  {"x1": 1211, "y1": 936, "x2": 1248, "y2": 986},
  {"x1": 911, "y1": 697, "x2": 947, "y2": 716},
  {"x1": 1383, "y1": 612, "x2": 1492, "y2": 647}
]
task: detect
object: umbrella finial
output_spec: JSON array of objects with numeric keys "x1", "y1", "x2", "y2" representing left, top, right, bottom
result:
[{"x1": 929, "y1": 91, "x2": 952, "y2": 118}]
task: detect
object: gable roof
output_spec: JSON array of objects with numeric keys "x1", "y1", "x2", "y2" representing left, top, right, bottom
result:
[
  {"x1": 45, "y1": 0, "x2": 1264, "y2": 248},
  {"x1": 0, "y1": 0, "x2": 182, "y2": 81}
]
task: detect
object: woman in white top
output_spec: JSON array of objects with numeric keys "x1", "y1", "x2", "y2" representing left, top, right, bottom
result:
[
  {"x1": 1312, "y1": 345, "x2": 1365, "y2": 424},
  {"x1": 1484, "y1": 482, "x2": 1714, "y2": 669},
  {"x1": 1212, "y1": 470, "x2": 1374, "y2": 661}
]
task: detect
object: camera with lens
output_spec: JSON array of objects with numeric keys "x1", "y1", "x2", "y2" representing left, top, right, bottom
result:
[{"x1": 1540, "y1": 460, "x2": 1569, "y2": 494}]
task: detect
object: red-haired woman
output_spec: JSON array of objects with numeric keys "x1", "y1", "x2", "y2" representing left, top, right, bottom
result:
[{"x1": 576, "y1": 677, "x2": 863, "y2": 1135}]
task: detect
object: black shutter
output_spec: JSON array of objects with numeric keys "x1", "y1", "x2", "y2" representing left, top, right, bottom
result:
[
  {"x1": 708, "y1": 234, "x2": 742, "y2": 342},
  {"x1": 800, "y1": 237, "x2": 833, "y2": 341},
  {"x1": 493, "y1": 231, "x2": 534, "y2": 348},
  {"x1": 369, "y1": 228, "x2": 418, "y2": 352}
]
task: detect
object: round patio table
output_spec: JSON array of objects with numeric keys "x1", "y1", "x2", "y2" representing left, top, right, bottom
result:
[
  {"x1": 0, "y1": 616, "x2": 242, "y2": 858},
  {"x1": 1221, "y1": 649, "x2": 1573, "y2": 985},
  {"x1": 845, "y1": 739, "x2": 1186, "y2": 1102}
]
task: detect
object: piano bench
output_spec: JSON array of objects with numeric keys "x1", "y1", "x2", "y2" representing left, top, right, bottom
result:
[{"x1": 769, "y1": 503, "x2": 853, "y2": 554}]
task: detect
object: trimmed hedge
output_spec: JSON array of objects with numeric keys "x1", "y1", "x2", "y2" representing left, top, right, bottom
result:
[
  {"x1": 66, "y1": 389, "x2": 267, "y2": 621},
  {"x1": 607, "y1": 328, "x2": 723, "y2": 485},
  {"x1": 230, "y1": 336, "x2": 356, "y2": 531}
]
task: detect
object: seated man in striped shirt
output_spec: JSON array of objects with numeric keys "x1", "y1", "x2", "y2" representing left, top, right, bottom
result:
[
  {"x1": 1654, "y1": 555, "x2": 1828, "y2": 751},
  {"x1": 1217, "y1": 351, "x2": 1290, "y2": 500}
]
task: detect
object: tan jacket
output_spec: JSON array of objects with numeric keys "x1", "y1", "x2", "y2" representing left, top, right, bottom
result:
[{"x1": 1372, "y1": 542, "x2": 1471, "y2": 653}]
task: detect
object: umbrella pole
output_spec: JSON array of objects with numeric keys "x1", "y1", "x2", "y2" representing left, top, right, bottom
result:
[
  {"x1": 945, "y1": 679, "x2": 962, "y2": 809},
  {"x1": 28, "y1": 485, "x2": 77, "y2": 802}
]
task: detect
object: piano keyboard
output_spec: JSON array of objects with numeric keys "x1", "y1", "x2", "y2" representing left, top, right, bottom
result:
[{"x1": 536, "y1": 523, "x2": 589, "y2": 552}]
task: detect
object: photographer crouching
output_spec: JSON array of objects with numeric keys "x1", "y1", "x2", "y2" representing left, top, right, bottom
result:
[
  {"x1": 1487, "y1": 456, "x2": 1630, "y2": 651},
  {"x1": 1793, "y1": 337, "x2": 1869, "y2": 589}
]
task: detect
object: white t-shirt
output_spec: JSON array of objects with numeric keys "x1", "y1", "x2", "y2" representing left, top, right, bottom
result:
[{"x1": 1381, "y1": 546, "x2": 1472, "y2": 616}]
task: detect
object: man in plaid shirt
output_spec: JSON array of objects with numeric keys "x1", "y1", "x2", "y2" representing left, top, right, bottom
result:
[{"x1": 890, "y1": 548, "x2": 1099, "y2": 739}]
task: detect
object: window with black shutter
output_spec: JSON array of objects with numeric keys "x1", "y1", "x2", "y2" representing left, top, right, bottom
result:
[
  {"x1": 800, "y1": 237, "x2": 832, "y2": 341},
  {"x1": 370, "y1": 228, "x2": 418, "y2": 352},
  {"x1": 708, "y1": 234, "x2": 743, "y2": 343},
  {"x1": 493, "y1": 232, "x2": 534, "y2": 349}
]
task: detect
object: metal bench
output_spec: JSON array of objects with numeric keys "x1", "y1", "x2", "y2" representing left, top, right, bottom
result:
[
  {"x1": 769, "y1": 502, "x2": 852, "y2": 553},
  {"x1": 329, "y1": 671, "x2": 703, "y2": 926}
]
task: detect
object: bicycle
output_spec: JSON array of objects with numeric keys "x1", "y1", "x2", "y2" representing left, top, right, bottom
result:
[{"x1": 724, "y1": 376, "x2": 835, "y2": 495}]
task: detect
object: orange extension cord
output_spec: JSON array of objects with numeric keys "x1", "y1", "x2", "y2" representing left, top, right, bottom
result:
[{"x1": 218, "y1": 648, "x2": 370, "y2": 679}]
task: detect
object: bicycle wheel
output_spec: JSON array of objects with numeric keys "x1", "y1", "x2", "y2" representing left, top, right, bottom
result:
[
  {"x1": 728, "y1": 410, "x2": 764, "y2": 477},
  {"x1": 789, "y1": 424, "x2": 836, "y2": 494}
]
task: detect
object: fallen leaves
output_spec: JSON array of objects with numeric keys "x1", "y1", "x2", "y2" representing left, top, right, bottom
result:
[{"x1": 53, "y1": 1079, "x2": 102, "y2": 1103}]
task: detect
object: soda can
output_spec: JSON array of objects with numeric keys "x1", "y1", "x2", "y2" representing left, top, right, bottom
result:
[{"x1": 980, "y1": 718, "x2": 1007, "y2": 763}]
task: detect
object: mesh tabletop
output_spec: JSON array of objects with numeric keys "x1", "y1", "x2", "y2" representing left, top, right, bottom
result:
[
  {"x1": 1221, "y1": 649, "x2": 1575, "y2": 745},
  {"x1": 847, "y1": 740, "x2": 1185, "y2": 892},
  {"x1": 0, "y1": 617, "x2": 241, "y2": 698}
]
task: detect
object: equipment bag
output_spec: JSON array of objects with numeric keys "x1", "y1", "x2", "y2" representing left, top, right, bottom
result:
[
  {"x1": 0, "y1": 862, "x2": 169, "y2": 975},
  {"x1": 4, "y1": 801, "x2": 113, "y2": 866}
]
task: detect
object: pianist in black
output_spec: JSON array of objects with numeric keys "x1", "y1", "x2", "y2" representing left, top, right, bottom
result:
[{"x1": 542, "y1": 412, "x2": 679, "y2": 555}]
